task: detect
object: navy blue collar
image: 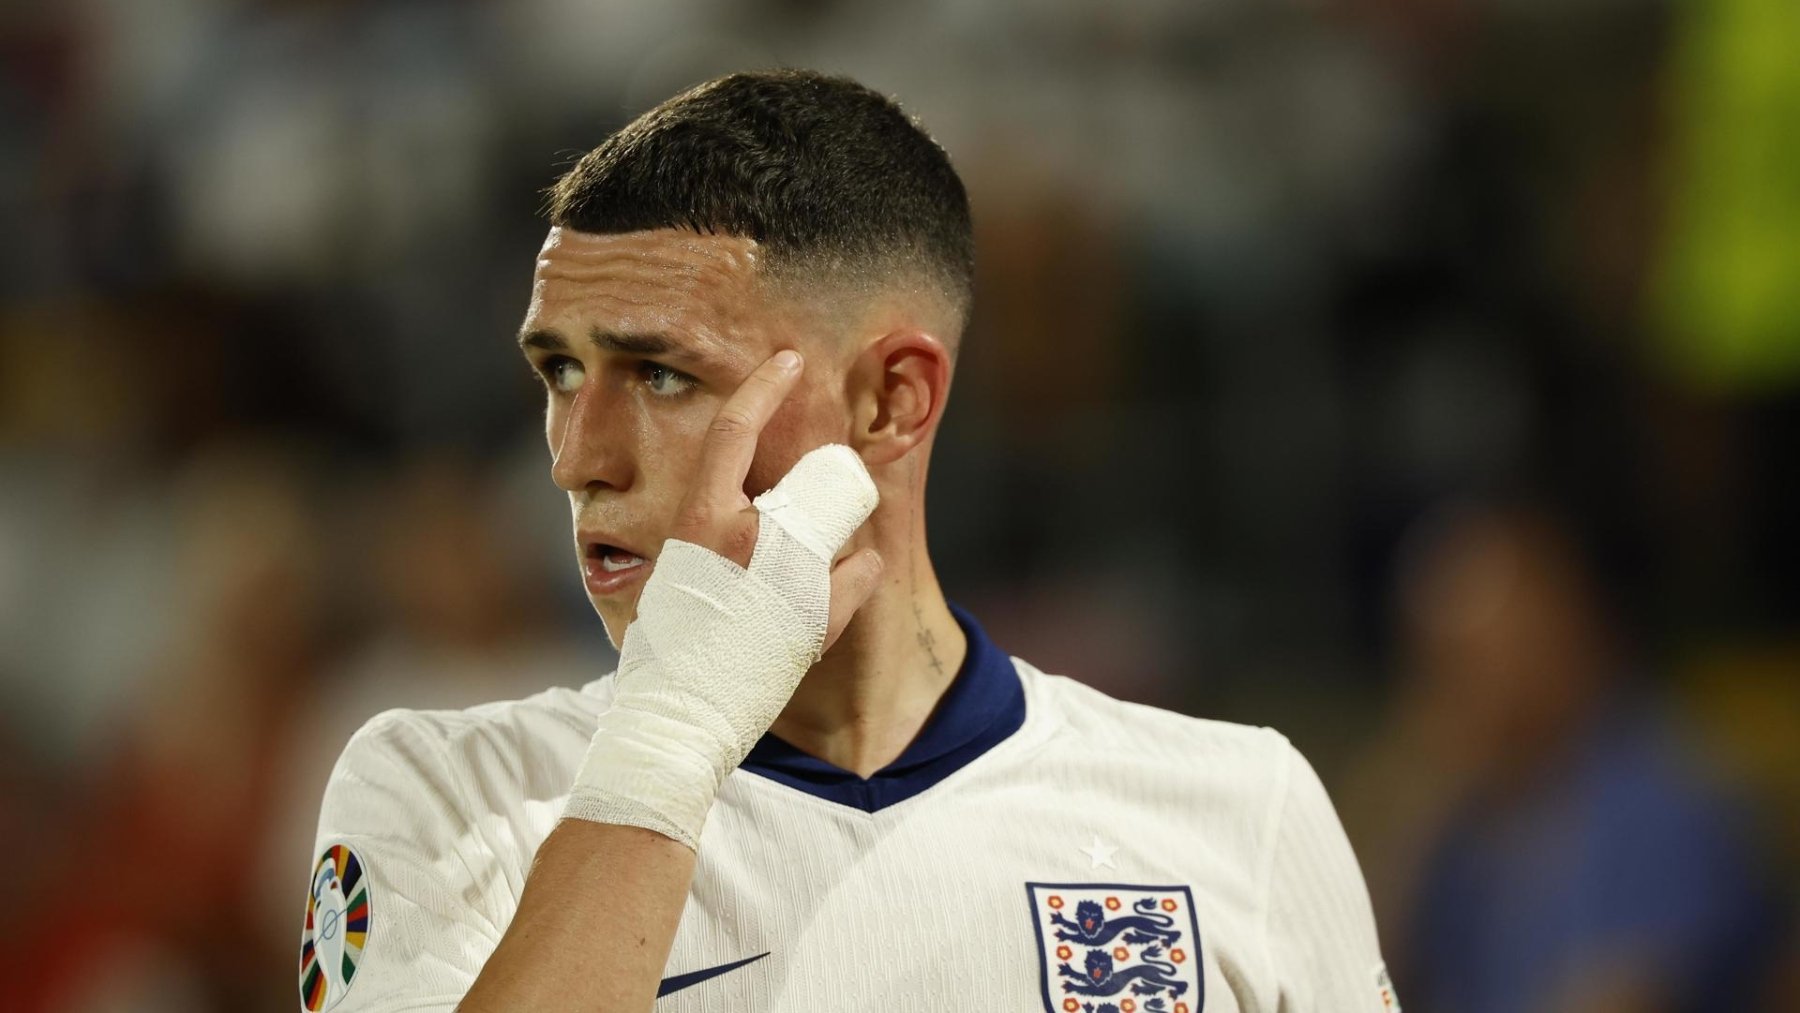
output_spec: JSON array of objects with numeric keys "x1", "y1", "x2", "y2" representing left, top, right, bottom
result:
[{"x1": 739, "y1": 603, "x2": 1025, "y2": 812}]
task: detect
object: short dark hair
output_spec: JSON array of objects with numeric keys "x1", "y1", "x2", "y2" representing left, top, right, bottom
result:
[{"x1": 545, "y1": 70, "x2": 973, "y2": 325}]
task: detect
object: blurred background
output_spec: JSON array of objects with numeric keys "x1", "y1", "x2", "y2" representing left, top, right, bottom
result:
[{"x1": 2, "y1": 0, "x2": 1796, "y2": 1009}]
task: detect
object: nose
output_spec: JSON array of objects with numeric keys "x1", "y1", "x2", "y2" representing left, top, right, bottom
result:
[{"x1": 550, "y1": 378, "x2": 635, "y2": 495}]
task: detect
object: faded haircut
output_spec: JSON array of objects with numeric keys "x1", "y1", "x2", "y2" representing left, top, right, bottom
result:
[{"x1": 544, "y1": 70, "x2": 973, "y2": 327}]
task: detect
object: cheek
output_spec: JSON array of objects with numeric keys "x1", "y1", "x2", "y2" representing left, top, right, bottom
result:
[
  {"x1": 742, "y1": 389, "x2": 847, "y2": 496},
  {"x1": 544, "y1": 400, "x2": 567, "y2": 449},
  {"x1": 650, "y1": 400, "x2": 715, "y2": 487}
]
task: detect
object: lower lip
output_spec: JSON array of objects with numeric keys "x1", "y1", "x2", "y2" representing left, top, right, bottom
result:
[{"x1": 583, "y1": 555, "x2": 652, "y2": 596}]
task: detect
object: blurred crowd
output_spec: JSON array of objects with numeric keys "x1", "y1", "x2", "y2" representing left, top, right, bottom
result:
[{"x1": 2, "y1": 0, "x2": 1796, "y2": 1010}]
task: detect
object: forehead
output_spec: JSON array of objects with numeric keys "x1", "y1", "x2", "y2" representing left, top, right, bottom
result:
[{"x1": 524, "y1": 227, "x2": 773, "y2": 363}]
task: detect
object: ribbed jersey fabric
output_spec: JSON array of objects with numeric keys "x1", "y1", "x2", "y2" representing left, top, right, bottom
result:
[{"x1": 306, "y1": 619, "x2": 1390, "y2": 1012}]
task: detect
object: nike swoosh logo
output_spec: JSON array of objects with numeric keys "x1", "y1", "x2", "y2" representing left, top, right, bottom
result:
[{"x1": 657, "y1": 952, "x2": 770, "y2": 998}]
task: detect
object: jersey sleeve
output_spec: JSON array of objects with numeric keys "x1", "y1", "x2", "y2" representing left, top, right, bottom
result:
[
  {"x1": 300, "y1": 711, "x2": 506, "y2": 1012},
  {"x1": 1261, "y1": 738, "x2": 1395, "y2": 1012}
]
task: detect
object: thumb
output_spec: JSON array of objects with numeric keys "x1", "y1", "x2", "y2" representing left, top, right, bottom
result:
[{"x1": 822, "y1": 548, "x2": 884, "y2": 654}]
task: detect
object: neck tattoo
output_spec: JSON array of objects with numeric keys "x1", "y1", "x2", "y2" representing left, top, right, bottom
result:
[{"x1": 909, "y1": 498, "x2": 947, "y2": 678}]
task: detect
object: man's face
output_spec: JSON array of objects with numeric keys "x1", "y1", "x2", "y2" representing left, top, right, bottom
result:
[{"x1": 519, "y1": 227, "x2": 852, "y2": 646}]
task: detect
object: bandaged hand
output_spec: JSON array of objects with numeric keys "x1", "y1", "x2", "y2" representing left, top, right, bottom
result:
[{"x1": 564, "y1": 351, "x2": 884, "y2": 849}]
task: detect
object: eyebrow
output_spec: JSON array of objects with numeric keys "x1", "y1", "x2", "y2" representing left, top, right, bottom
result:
[{"x1": 517, "y1": 327, "x2": 703, "y2": 363}]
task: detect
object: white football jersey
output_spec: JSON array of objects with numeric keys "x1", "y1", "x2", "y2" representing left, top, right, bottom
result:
[{"x1": 301, "y1": 608, "x2": 1395, "y2": 1012}]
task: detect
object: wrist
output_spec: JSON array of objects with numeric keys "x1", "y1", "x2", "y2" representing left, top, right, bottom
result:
[{"x1": 565, "y1": 706, "x2": 727, "y2": 850}]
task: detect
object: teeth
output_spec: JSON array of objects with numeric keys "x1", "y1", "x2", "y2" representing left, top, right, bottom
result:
[{"x1": 600, "y1": 552, "x2": 645, "y2": 573}]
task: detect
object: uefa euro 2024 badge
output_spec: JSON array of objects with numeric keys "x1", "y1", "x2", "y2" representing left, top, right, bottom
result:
[
  {"x1": 300, "y1": 843, "x2": 371, "y2": 1011},
  {"x1": 1027, "y1": 883, "x2": 1203, "y2": 1013}
]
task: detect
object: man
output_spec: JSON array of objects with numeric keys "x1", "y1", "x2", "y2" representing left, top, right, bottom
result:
[
  {"x1": 302, "y1": 70, "x2": 1392, "y2": 1012},
  {"x1": 1353, "y1": 503, "x2": 1782, "y2": 1011}
]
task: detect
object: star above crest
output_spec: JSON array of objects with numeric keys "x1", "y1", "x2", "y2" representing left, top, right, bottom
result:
[{"x1": 1079, "y1": 835, "x2": 1118, "y2": 869}]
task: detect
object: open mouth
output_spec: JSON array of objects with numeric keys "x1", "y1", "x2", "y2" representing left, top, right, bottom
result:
[{"x1": 589, "y1": 543, "x2": 647, "y2": 573}]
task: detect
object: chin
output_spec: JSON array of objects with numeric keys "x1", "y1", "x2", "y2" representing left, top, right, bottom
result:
[{"x1": 591, "y1": 596, "x2": 637, "y2": 654}]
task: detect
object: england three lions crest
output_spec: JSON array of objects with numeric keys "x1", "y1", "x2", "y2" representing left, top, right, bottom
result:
[{"x1": 1026, "y1": 883, "x2": 1203, "y2": 1013}]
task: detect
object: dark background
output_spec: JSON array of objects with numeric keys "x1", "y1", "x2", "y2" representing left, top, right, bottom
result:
[{"x1": 2, "y1": 1, "x2": 1795, "y2": 1009}]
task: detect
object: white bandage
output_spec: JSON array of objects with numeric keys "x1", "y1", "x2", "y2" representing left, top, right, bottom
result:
[{"x1": 564, "y1": 444, "x2": 879, "y2": 848}]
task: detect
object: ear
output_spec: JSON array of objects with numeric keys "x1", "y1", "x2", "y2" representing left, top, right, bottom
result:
[{"x1": 848, "y1": 329, "x2": 953, "y2": 467}]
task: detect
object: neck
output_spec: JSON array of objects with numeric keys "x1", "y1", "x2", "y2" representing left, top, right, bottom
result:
[{"x1": 768, "y1": 540, "x2": 965, "y2": 778}]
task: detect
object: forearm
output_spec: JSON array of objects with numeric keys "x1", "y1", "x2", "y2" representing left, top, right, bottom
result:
[{"x1": 459, "y1": 820, "x2": 695, "y2": 1013}]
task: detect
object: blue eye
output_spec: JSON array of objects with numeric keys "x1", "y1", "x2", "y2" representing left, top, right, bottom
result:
[
  {"x1": 533, "y1": 356, "x2": 585, "y2": 394},
  {"x1": 641, "y1": 362, "x2": 695, "y2": 397}
]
